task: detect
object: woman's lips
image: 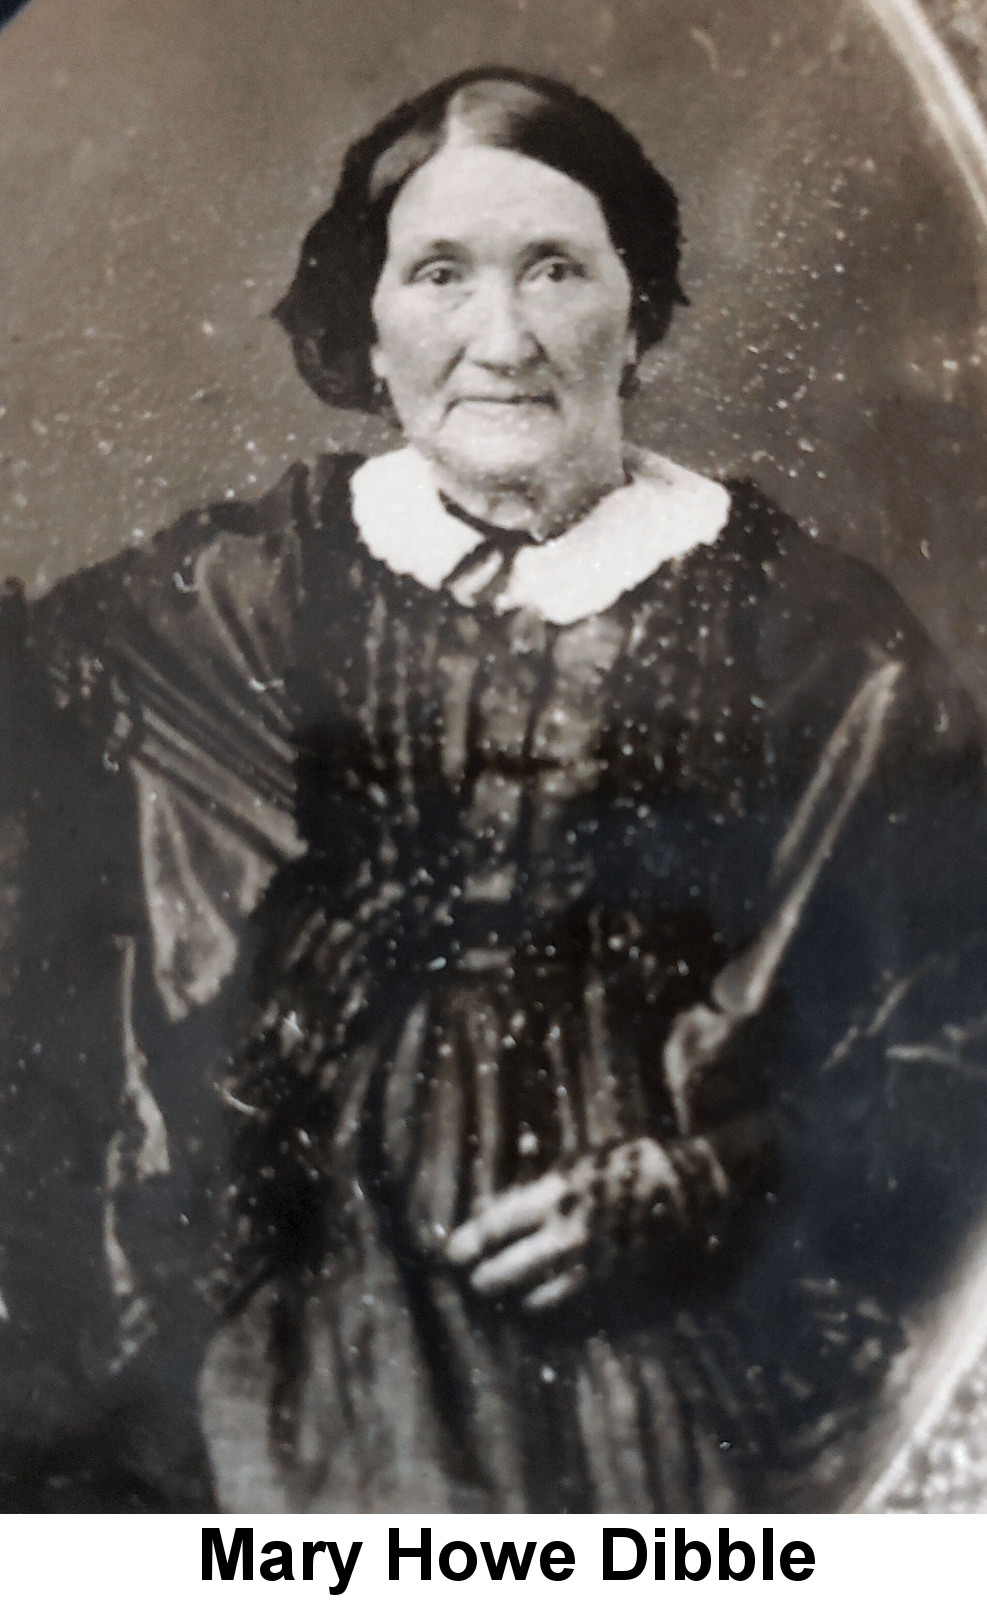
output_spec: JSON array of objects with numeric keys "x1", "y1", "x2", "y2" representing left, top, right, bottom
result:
[{"x1": 447, "y1": 393, "x2": 557, "y2": 412}]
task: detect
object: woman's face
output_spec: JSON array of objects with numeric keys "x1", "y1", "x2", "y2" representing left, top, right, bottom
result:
[{"x1": 370, "y1": 142, "x2": 635, "y2": 497}]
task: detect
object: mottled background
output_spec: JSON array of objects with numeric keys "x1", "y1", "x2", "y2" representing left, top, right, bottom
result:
[{"x1": 4, "y1": 0, "x2": 987, "y2": 1509}]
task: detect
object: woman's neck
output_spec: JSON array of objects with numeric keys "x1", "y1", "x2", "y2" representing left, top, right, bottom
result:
[{"x1": 423, "y1": 441, "x2": 628, "y2": 542}]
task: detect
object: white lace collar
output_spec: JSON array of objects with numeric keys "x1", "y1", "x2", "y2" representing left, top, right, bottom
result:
[{"x1": 349, "y1": 443, "x2": 730, "y2": 627}]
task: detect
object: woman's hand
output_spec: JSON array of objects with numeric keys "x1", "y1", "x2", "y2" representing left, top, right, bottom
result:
[
  {"x1": 446, "y1": 1137, "x2": 688, "y2": 1311},
  {"x1": 446, "y1": 1166, "x2": 589, "y2": 1310}
]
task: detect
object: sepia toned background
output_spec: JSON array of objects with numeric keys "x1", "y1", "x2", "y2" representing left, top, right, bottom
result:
[{"x1": 4, "y1": 0, "x2": 987, "y2": 1509}]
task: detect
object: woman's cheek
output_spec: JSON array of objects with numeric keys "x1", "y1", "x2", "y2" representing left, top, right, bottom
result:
[
  {"x1": 406, "y1": 309, "x2": 460, "y2": 382},
  {"x1": 542, "y1": 291, "x2": 630, "y2": 379},
  {"x1": 381, "y1": 328, "x2": 440, "y2": 405},
  {"x1": 572, "y1": 318, "x2": 633, "y2": 389}
]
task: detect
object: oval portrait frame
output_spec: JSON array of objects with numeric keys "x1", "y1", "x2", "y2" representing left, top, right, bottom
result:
[{"x1": 3, "y1": 0, "x2": 987, "y2": 1515}]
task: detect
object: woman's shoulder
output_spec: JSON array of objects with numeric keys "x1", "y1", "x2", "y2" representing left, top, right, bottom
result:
[
  {"x1": 22, "y1": 451, "x2": 366, "y2": 700},
  {"x1": 618, "y1": 467, "x2": 922, "y2": 655},
  {"x1": 717, "y1": 478, "x2": 986, "y2": 771},
  {"x1": 614, "y1": 472, "x2": 983, "y2": 790},
  {"x1": 720, "y1": 479, "x2": 918, "y2": 636},
  {"x1": 668, "y1": 474, "x2": 952, "y2": 674}
]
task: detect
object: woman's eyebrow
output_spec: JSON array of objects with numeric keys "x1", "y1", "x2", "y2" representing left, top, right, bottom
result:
[
  {"x1": 518, "y1": 239, "x2": 587, "y2": 267},
  {"x1": 403, "y1": 238, "x2": 470, "y2": 263}
]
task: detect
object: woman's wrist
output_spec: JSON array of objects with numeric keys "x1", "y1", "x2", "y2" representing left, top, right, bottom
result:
[{"x1": 577, "y1": 1115, "x2": 776, "y2": 1272}]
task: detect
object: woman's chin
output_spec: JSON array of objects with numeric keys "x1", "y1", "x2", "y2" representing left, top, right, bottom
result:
[{"x1": 432, "y1": 415, "x2": 562, "y2": 488}]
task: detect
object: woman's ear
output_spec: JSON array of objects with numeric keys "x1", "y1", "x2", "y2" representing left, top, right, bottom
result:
[
  {"x1": 619, "y1": 328, "x2": 640, "y2": 400},
  {"x1": 368, "y1": 344, "x2": 398, "y2": 420}
]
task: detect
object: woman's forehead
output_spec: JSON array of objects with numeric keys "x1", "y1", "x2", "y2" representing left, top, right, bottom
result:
[{"x1": 383, "y1": 143, "x2": 615, "y2": 257}]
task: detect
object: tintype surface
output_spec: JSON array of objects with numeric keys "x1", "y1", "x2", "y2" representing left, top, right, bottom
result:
[{"x1": 3, "y1": 0, "x2": 987, "y2": 1514}]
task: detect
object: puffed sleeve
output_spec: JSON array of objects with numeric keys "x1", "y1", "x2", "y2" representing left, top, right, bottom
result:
[
  {"x1": 0, "y1": 460, "x2": 324, "y2": 1507},
  {"x1": 704, "y1": 504, "x2": 987, "y2": 1505}
]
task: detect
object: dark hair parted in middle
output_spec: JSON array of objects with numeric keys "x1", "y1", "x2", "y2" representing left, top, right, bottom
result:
[{"x1": 274, "y1": 67, "x2": 688, "y2": 412}]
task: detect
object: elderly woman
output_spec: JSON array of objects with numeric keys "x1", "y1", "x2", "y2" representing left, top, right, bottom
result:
[{"x1": 4, "y1": 68, "x2": 987, "y2": 1514}]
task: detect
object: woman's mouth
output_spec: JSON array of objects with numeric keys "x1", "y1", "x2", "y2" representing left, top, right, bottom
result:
[{"x1": 447, "y1": 393, "x2": 557, "y2": 413}]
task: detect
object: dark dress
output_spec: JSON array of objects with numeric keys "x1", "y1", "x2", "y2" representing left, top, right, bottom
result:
[{"x1": 3, "y1": 451, "x2": 987, "y2": 1511}]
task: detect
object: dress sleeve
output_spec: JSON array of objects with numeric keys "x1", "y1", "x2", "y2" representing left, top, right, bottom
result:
[
  {"x1": 0, "y1": 462, "x2": 319, "y2": 1505},
  {"x1": 30, "y1": 464, "x2": 314, "y2": 1021},
  {"x1": 710, "y1": 522, "x2": 987, "y2": 1497}
]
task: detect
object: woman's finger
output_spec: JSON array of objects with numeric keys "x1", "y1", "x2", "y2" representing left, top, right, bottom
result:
[
  {"x1": 447, "y1": 1170, "x2": 569, "y2": 1264},
  {"x1": 522, "y1": 1266, "x2": 587, "y2": 1310},
  {"x1": 468, "y1": 1212, "x2": 587, "y2": 1293}
]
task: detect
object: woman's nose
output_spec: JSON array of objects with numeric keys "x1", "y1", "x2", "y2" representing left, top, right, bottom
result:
[{"x1": 462, "y1": 276, "x2": 539, "y2": 370}]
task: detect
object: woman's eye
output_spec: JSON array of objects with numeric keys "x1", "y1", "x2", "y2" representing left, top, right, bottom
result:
[
  {"x1": 412, "y1": 262, "x2": 461, "y2": 287},
  {"x1": 529, "y1": 258, "x2": 584, "y2": 284}
]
